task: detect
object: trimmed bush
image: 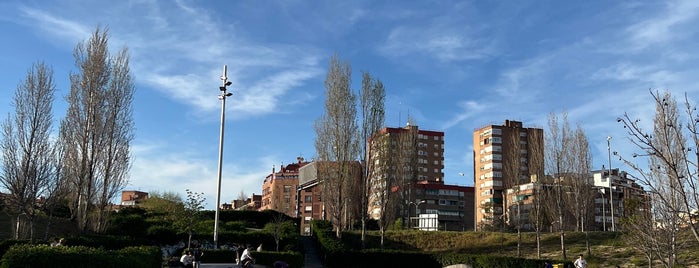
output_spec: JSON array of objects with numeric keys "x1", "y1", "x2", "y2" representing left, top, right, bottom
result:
[{"x1": 0, "y1": 244, "x2": 160, "y2": 268}]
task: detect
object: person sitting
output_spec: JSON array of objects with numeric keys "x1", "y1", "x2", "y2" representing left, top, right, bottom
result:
[
  {"x1": 240, "y1": 245, "x2": 255, "y2": 268},
  {"x1": 180, "y1": 250, "x2": 194, "y2": 268}
]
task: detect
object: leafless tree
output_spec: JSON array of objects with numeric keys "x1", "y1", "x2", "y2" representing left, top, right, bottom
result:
[
  {"x1": 545, "y1": 112, "x2": 572, "y2": 260},
  {"x1": 396, "y1": 118, "x2": 418, "y2": 228},
  {"x1": 369, "y1": 131, "x2": 397, "y2": 246},
  {"x1": 616, "y1": 89, "x2": 698, "y2": 267},
  {"x1": 502, "y1": 123, "x2": 523, "y2": 256},
  {"x1": 59, "y1": 27, "x2": 135, "y2": 232},
  {"x1": 527, "y1": 129, "x2": 546, "y2": 258},
  {"x1": 314, "y1": 55, "x2": 360, "y2": 238},
  {"x1": 566, "y1": 125, "x2": 594, "y2": 255},
  {"x1": 359, "y1": 72, "x2": 385, "y2": 245},
  {"x1": 1, "y1": 62, "x2": 58, "y2": 241}
]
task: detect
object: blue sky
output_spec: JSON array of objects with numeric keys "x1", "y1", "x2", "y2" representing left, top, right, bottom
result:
[{"x1": 2, "y1": 0, "x2": 699, "y2": 209}]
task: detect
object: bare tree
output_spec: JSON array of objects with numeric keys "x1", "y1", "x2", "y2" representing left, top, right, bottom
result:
[
  {"x1": 567, "y1": 125, "x2": 594, "y2": 255},
  {"x1": 502, "y1": 122, "x2": 523, "y2": 256},
  {"x1": 359, "y1": 72, "x2": 385, "y2": 245},
  {"x1": 527, "y1": 129, "x2": 546, "y2": 258},
  {"x1": 1, "y1": 62, "x2": 57, "y2": 241},
  {"x1": 368, "y1": 127, "x2": 400, "y2": 246},
  {"x1": 396, "y1": 119, "x2": 418, "y2": 228},
  {"x1": 237, "y1": 190, "x2": 248, "y2": 203},
  {"x1": 616, "y1": 89, "x2": 698, "y2": 267},
  {"x1": 314, "y1": 55, "x2": 360, "y2": 238},
  {"x1": 545, "y1": 112, "x2": 572, "y2": 260},
  {"x1": 59, "y1": 27, "x2": 135, "y2": 232}
]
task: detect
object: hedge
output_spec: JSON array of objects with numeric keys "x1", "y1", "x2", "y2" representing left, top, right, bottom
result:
[{"x1": 0, "y1": 244, "x2": 161, "y2": 268}]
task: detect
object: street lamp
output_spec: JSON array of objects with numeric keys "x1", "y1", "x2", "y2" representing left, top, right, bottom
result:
[
  {"x1": 408, "y1": 200, "x2": 426, "y2": 229},
  {"x1": 607, "y1": 136, "x2": 615, "y2": 232},
  {"x1": 214, "y1": 65, "x2": 233, "y2": 249}
]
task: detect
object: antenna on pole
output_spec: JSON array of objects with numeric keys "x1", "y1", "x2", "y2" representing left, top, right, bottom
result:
[{"x1": 214, "y1": 64, "x2": 233, "y2": 249}]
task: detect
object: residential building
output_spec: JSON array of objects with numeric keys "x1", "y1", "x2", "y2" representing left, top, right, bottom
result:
[
  {"x1": 473, "y1": 120, "x2": 544, "y2": 231},
  {"x1": 229, "y1": 193, "x2": 261, "y2": 210},
  {"x1": 592, "y1": 168, "x2": 649, "y2": 231},
  {"x1": 412, "y1": 179, "x2": 475, "y2": 231},
  {"x1": 121, "y1": 190, "x2": 149, "y2": 206},
  {"x1": 368, "y1": 123, "x2": 445, "y2": 222},
  {"x1": 260, "y1": 157, "x2": 309, "y2": 217},
  {"x1": 298, "y1": 161, "x2": 324, "y2": 235}
]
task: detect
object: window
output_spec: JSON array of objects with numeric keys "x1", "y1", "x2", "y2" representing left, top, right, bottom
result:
[
  {"x1": 305, "y1": 206, "x2": 312, "y2": 212},
  {"x1": 283, "y1": 185, "x2": 292, "y2": 193},
  {"x1": 305, "y1": 195, "x2": 312, "y2": 202}
]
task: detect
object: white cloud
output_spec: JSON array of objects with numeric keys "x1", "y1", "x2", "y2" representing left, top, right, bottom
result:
[
  {"x1": 440, "y1": 101, "x2": 487, "y2": 130},
  {"x1": 626, "y1": 0, "x2": 699, "y2": 49},
  {"x1": 129, "y1": 142, "x2": 274, "y2": 209},
  {"x1": 380, "y1": 26, "x2": 493, "y2": 62}
]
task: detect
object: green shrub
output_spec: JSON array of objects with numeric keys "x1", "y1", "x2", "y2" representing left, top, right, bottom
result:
[
  {"x1": 63, "y1": 235, "x2": 153, "y2": 250},
  {"x1": 0, "y1": 244, "x2": 160, "y2": 268}
]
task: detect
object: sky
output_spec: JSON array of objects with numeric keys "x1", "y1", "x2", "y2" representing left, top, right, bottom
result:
[{"x1": 2, "y1": 0, "x2": 699, "y2": 210}]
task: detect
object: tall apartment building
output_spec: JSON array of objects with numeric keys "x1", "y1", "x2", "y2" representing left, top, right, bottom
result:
[
  {"x1": 473, "y1": 120, "x2": 544, "y2": 230},
  {"x1": 259, "y1": 157, "x2": 309, "y2": 217},
  {"x1": 368, "y1": 124, "x2": 445, "y2": 221}
]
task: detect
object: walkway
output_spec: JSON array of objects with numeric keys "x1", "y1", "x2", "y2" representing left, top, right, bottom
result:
[
  {"x1": 301, "y1": 236, "x2": 324, "y2": 268},
  {"x1": 199, "y1": 238, "x2": 324, "y2": 268}
]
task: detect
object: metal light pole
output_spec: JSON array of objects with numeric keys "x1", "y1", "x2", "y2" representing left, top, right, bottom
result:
[
  {"x1": 607, "y1": 136, "x2": 615, "y2": 232},
  {"x1": 408, "y1": 200, "x2": 426, "y2": 229},
  {"x1": 214, "y1": 65, "x2": 233, "y2": 248}
]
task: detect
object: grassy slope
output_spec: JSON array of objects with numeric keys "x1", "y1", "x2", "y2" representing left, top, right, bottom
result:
[{"x1": 347, "y1": 230, "x2": 699, "y2": 268}]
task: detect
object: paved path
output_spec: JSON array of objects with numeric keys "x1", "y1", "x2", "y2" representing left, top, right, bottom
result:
[
  {"x1": 199, "y1": 238, "x2": 324, "y2": 268},
  {"x1": 301, "y1": 236, "x2": 324, "y2": 268}
]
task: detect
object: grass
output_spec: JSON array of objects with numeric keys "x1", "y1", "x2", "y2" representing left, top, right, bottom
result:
[{"x1": 346, "y1": 230, "x2": 699, "y2": 267}]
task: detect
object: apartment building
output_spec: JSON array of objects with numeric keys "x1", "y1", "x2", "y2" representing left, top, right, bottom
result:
[
  {"x1": 413, "y1": 179, "x2": 475, "y2": 231},
  {"x1": 298, "y1": 162, "x2": 323, "y2": 235},
  {"x1": 592, "y1": 168, "x2": 649, "y2": 231},
  {"x1": 472, "y1": 120, "x2": 544, "y2": 230},
  {"x1": 368, "y1": 124, "x2": 445, "y2": 220},
  {"x1": 228, "y1": 194, "x2": 262, "y2": 210},
  {"x1": 259, "y1": 157, "x2": 309, "y2": 217},
  {"x1": 121, "y1": 190, "x2": 149, "y2": 206}
]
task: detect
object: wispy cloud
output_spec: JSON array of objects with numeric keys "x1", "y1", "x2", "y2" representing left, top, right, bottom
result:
[
  {"x1": 626, "y1": 0, "x2": 699, "y2": 50},
  {"x1": 17, "y1": 2, "x2": 323, "y2": 119},
  {"x1": 130, "y1": 142, "x2": 274, "y2": 209},
  {"x1": 441, "y1": 101, "x2": 487, "y2": 130},
  {"x1": 380, "y1": 26, "x2": 493, "y2": 62}
]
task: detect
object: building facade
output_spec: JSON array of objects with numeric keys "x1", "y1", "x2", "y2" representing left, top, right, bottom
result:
[
  {"x1": 413, "y1": 180, "x2": 475, "y2": 231},
  {"x1": 368, "y1": 124, "x2": 445, "y2": 221},
  {"x1": 592, "y1": 168, "x2": 649, "y2": 231},
  {"x1": 121, "y1": 190, "x2": 149, "y2": 206},
  {"x1": 260, "y1": 157, "x2": 308, "y2": 217},
  {"x1": 298, "y1": 161, "x2": 325, "y2": 235},
  {"x1": 472, "y1": 120, "x2": 544, "y2": 230}
]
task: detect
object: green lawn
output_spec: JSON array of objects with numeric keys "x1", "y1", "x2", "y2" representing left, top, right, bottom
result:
[{"x1": 343, "y1": 230, "x2": 699, "y2": 267}]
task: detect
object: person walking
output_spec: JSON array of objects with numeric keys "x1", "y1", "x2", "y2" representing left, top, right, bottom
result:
[{"x1": 574, "y1": 254, "x2": 587, "y2": 268}]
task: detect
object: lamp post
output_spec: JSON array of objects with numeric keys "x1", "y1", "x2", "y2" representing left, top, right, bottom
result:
[
  {"x1": 607, "y1": 136, "x2": 615, "y2": 232},
  {"x1": 408, "y1": 200, "x2": 426, "y2": 229},
  {"x1": 214, "y1": 65, "x2": 233, "y2": 248}
]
